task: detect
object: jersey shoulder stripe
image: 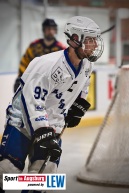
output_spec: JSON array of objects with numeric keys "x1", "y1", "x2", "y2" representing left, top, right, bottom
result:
[{"x1": 55, "y1": 41, "x2": 67, "y2": 49}]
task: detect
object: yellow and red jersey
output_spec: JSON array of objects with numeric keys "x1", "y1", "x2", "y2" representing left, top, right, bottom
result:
[{"x1": 18, "y1": 38, "x2": 66, "y2": 76}]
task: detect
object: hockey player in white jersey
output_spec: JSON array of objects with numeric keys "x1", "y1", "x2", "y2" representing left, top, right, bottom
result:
[{"x1": 0, "y1": 16, "x2": 104, "y2": 193}]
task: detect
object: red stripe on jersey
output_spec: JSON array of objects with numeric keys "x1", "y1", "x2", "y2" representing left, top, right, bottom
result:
[{"x1": 56, "y1": 41, "x2": 67, "y2": 49}]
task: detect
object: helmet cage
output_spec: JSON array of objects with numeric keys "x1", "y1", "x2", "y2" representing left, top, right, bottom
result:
[
  {"x1": 64, "y1": 20, "x2": 104, "y2": 61},
  {"x1": 82, "y1": 36, "x2": 104, "y2": 62}
]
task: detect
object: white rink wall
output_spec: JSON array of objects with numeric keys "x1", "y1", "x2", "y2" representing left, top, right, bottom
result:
[
  {"x1": 94, "y1": 65, "x2": 117, "y2": 114},
  {"x1": 83, "y1": 65, "x2": 117, "y2": 123},
  {"x1": 0, "y1": 65, "x2": 117, "y2": 134}
]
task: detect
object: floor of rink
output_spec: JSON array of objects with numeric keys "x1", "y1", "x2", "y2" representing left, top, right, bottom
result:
[{"x1": 5, "y1": 126, "x2": 129, "y2": 193}]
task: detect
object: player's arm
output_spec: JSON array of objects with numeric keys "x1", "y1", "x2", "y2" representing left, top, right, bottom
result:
[
  {"x1": 14, "y1": 45, "x2": 34, "y2": 92},
  {"x1": 21, "y1": 64, "x2": 61, "y2": 160},
  {"x1": 65, "y1": 96, "x2": 91, "y2": 128},
  {"x1": 65, "y1": 72, "x2": 92, "y2": 128}
]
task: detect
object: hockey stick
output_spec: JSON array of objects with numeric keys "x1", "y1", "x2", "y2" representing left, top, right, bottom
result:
[
  {"x1": 101, "y1": 24, "x2": 115, "y2": 35},
  {"x1": 28, "y1": 126, "x2": 66, "y2": 193}
]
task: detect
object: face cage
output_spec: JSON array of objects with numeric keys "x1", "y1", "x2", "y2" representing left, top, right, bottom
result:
[{"x1": 82, "y1": 37, "x2": 104, "y2": 62}]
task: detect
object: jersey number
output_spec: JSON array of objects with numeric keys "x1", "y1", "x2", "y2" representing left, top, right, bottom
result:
[{"x1": 34, "y1": 86, "x2": 48, "y2": 101}]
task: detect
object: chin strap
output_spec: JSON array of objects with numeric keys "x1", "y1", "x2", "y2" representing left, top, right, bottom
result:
[
  {"x1": 74, "y1": 47, "x2": 82, "y2": 60},
  {"x1": 75, "y1": 48, "x2": 98, "y2": 62},
  {"x1": 88, "y1": 55, "x2": 98, "y2": 62}
]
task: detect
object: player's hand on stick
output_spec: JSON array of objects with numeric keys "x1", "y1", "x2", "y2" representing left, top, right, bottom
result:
[
  {"x1": 34, "y1": 127, "x2": 62, "y2": 161},
  {"x1": 65, "y1": 98, "x2": 91, "y2": 127}
]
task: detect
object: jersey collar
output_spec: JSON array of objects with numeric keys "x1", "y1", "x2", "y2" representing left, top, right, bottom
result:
[
  {"x1": 64, "y1": 48, "x2": 83, "y2": 78},
  {"x1": 42, "y1": 38, "x2": 57, "y2": 48}
]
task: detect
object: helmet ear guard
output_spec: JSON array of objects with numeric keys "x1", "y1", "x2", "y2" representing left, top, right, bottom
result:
[{"x1": 64, "y1": 32, "x2": 84, "y2": 48}]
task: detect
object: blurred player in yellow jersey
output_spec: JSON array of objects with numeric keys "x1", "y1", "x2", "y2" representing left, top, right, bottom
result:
[{"x1": 14, "y1": 18, "x2": 66, "y2": 92}]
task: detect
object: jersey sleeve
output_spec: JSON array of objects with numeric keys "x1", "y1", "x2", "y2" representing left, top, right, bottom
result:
[
  {"x1": 20, "y1": 58, "x2": 55, "y2": 135},
  {"x1": 18, "y1": 45, "x2": 34, "y2": 76}
]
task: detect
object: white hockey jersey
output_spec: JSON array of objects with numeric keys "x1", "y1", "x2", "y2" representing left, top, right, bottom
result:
[{"x1": 6, "y1": 49, "x2": 93, "y2": 136}]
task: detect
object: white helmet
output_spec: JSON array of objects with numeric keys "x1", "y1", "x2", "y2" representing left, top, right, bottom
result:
[{"x1": 64, "y1": 16, "x2": 104, "y2": 62}]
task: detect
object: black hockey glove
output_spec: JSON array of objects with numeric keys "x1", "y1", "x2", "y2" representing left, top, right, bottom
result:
[
  {"x1": 65, "y1": 98, "x2": 91, "y2": 128},
  {"x1": 34, "y1": 127, "x2": 62, "y2": 161}
]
